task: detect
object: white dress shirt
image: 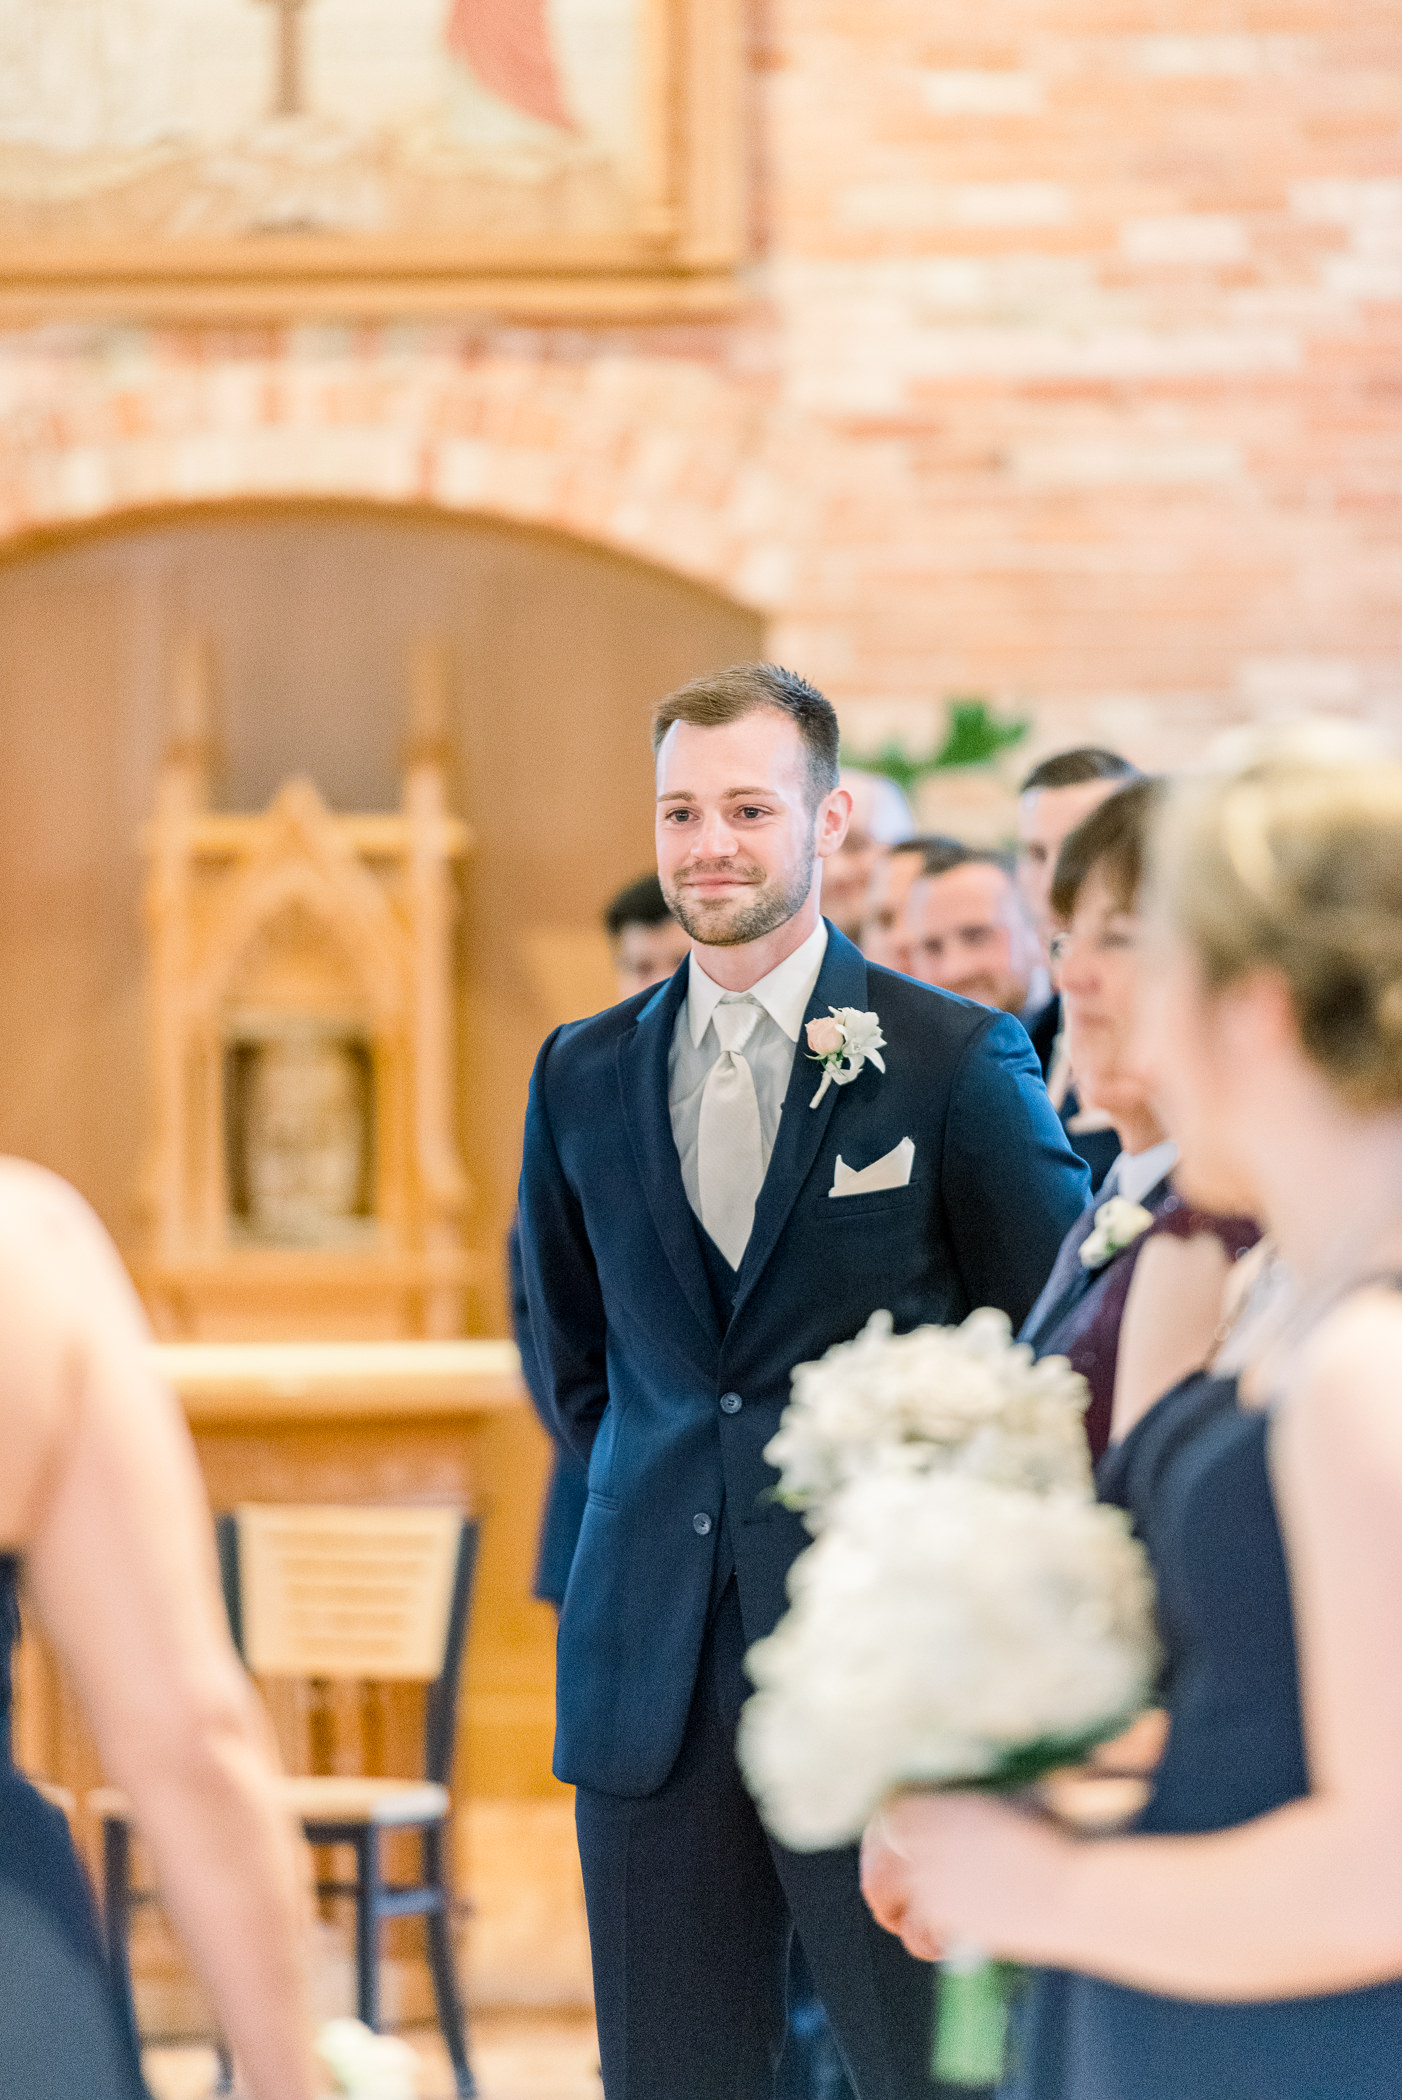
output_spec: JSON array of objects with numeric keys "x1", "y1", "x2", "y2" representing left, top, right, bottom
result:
[
  {"x1": 1102, "y1": 1137, "x2": 1178, "y2": 1207},
  {"x1": 668, "y1": 922, "x2": 829, "y2": 1226}
]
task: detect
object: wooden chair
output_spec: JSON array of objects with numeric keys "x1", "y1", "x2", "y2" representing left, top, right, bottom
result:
[{"x1": 93, "y1": 1503, "x2": 480, "y2": 2097}]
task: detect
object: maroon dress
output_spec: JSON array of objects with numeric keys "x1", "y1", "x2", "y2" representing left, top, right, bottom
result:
[{"x1": 1055, "y1": 1195, "x2": 1259, "y2": 1460}]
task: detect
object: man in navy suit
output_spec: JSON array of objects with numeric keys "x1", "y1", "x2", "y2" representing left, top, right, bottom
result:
[{"x1": 517, "y1": 664, "x2": 1089, "y2": 2100}]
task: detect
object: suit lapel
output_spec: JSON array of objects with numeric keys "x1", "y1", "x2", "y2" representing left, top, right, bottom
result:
[
  {"x1": 1020, "y1": 1221, "x2": 1099, "y2": 1348},
  {"x1": 616, "y1": 963, "x2": 721, "y2": 1351},
  {"x1": 730, "y1": 925, "x2": 870, "y2": 1326}
]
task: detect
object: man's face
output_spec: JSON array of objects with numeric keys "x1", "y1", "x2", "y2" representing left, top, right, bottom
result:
[
  {"x1": 821, "y1": 777, "x2": 901, "y2": 937},
  {"x1": 1017, "y1": 780, "x2": 1123, "y2": 951},
  {"x1": 859, "y1": 847, "x2": 924, "y2": 973},
  {"x1": 905, "y1": 861, "x2": 1041, "y2": 1012},
  {"x1": 611, "y1": 916, "x2": 692, "y2": 1000},
  {"x1": 655, "y1": 711, "x2": 850, "y2": 948}
]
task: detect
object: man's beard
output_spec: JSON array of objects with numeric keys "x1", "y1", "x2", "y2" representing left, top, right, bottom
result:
[
  {"x1": 953, "y1": 972, "x2": 1024, "y2": 1015},
  {"x1": 665, "y1": 848, "x2": 815, "y2": 948}
]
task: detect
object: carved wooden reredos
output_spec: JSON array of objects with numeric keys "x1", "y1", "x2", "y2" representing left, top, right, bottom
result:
[{"x1": 137, "y1": 635, "x2": 474, "y2": 1341}]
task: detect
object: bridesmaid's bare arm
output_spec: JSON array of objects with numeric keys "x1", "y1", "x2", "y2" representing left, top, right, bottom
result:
[{"x1": 0, "y1": 1162, "x2": 319, "y2": 2100}]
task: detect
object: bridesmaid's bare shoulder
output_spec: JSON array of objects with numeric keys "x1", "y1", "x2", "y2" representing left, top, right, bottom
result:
[
  {"x1": 0, "y1": 1160, "x2": 129, "y2": 1300},
  {"x1": 1274, "y1": 1287, "x2": 1402, "y2": 1513}
]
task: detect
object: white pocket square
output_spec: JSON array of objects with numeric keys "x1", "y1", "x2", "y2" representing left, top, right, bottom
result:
[{"x1": 829, "y1": 1136, "x2": 915, "y2": 1197}]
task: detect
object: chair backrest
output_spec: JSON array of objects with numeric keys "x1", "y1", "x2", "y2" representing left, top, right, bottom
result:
[{"x1": 216, "y1": 1505, "x2": 480, "y2": 1786}]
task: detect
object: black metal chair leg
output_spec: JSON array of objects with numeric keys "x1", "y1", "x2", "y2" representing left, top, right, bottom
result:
[
  {"x1": 355, "y1": 1827, "x2": 382, "y2": 2032},
  {"x1": 423, "y1": 1825, "x2": 475, "y2": 2098},
  {"x1": 101, "y1": 1816, "x2": 142, "y2": 2068}
]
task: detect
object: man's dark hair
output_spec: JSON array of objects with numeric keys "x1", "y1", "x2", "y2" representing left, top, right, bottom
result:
[
  {"x1": 604, "y1": 872, "x2": 673, "y2": 939},
  {"x1": 651, "y1": 662, "x2": 840, "y2": 808},
  {"x1": 1051, "y1": 777, "x2": 1165, "y2": 920},
  {"x1": 1019, "y1": 747, "x2": 1140, "y2": 796},
  {"x1": 913, "y1": 838, "x2": 1015, "y2": 882},
  {"x1": 884, "y1": 832, "x2": 961, "y2": 874}
]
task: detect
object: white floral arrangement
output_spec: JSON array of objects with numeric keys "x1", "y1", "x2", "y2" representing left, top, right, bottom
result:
[
  {"x1": 805, "y1": 1006, "x2": 886, "y2": 1107},
  {"x1": 1079, "y1": 1195, "x2": 1155, "y2": 1271},
  {"x1": 738, "y1": 1467, "x2": 1158, "y2": 1851},
  {"x1": 764, "y1": 1307, "x2": 1094, "y2": 1523},
  {"x1": 317, "y1": 2018, "x2": 418, "y2": 2099}
]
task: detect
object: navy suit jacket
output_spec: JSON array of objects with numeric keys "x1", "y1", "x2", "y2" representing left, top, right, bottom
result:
[
  {"x1": 508, "y1": 1219, "x2": 589, "y2": 1608},
  {"x1": 517, "y1": 924, "x2": 1090, "y2": 1797}
]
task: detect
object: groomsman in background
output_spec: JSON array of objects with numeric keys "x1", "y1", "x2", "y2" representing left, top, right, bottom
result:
[
  {"x1": 818, "y1": 767, "x2": 915, "y2": 939},
  {"x1": 604, "y1": 872, "x2": 693, "y2": 1000},
  {"x1": 857, "y1": 835, "x2": 965, "y2": 975},
  {"x1": 512, "y1": 874, "x2": 690, "y2": 1609},
  {"x1": 903, "y1": 846, "x2": 1046, "y2": 1020},
  {"x1": 1016, "y1": 748, "x2": 1140, "y2": 1188}
]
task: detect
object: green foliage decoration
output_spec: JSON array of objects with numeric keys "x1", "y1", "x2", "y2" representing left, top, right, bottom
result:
[{"x1": 845, "y1": 696, "x2": 1030, "y2": 795}]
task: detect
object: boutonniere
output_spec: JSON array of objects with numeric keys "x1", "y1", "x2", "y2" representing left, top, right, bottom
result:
[
  {"x1": 805, "y1": 1007, "x2": 886, "y2": 1109},
  {"x1": 1079, "y1": 1195, "x2": 1155, "y2": 1272}
]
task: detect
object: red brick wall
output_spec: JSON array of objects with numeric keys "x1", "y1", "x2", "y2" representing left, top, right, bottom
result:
[{"x1": 0, "y1": 0, "x2": 1397, "y2": 764}]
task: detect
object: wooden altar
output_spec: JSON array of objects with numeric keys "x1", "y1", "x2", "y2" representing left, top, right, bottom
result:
[{"x1": 134, "y1": 635, "x2": 477, "y2": 1341}]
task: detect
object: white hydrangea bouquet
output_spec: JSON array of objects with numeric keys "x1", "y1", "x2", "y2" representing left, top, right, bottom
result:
[
  {"x1": 764, "y1": 1307, "x2": 1095, "y2": 1518},
  {"x1": 739, "y1": 1309, "x2": 1159, "y2": 2087}
]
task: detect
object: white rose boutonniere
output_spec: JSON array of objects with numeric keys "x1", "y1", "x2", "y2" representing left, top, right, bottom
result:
[
  {"x1": 1079, "y1": 1195, "x2": 1155, "y2": 1272},
  {"x1": 805, "y1": 1006, "x2": 886, "y2": 1108}
]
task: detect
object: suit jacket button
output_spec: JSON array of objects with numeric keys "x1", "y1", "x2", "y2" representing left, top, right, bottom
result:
[
  {"x1": 719, "y1": 1391, "x2": 743, "y2": 1415},
  {"x1": 692, "y1": 1512, "x2": 713, "y2": 1535}
]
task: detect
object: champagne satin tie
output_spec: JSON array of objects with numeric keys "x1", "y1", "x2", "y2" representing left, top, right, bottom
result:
[{"x1": 698, "y1": 998, "x2": 765, "y2": 1270}]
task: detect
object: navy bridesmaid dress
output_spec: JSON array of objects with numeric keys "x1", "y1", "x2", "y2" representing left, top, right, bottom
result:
[
  {"x1": 1003, "y1": 1369, "x2": 1402, "y2": 2100},
  {"x1": 0, "y1": 1556, "x2": 150, "y2": 2098}
]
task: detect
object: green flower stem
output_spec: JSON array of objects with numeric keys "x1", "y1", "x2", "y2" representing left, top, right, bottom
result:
[{"x1": 934, "y1": 1955, "x2": 1020, "y2": 2088}]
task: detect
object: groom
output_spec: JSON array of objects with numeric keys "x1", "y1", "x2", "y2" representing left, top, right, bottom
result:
[{"x1": 517, "y1": 664, "x2": 1088, "y2": 2099}]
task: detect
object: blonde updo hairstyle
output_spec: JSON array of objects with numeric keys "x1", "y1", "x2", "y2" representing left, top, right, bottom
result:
[{"x1": 1151, "y1": 736, "x2": 1402, "y2": 1110}]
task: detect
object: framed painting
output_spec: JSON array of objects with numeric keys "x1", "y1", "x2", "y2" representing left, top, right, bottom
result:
[{"x1": 0, "y1": 0, "x2": 745, "y2": 318}]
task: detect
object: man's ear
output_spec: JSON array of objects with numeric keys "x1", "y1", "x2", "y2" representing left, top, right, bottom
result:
[{"x1": 815, "y1": 786, "x2": 853, "y2": 860}]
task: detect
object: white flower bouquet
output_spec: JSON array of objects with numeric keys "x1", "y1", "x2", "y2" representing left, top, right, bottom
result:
[
  {"x1": 764, "y1": 1307, "x2": 1094, "y2": 1522},
  {"x1": 740, "y1": 1308, "x2": 1159, "y2": 2086},
  {"x1": 739, "y1": 1468, "x2": 1157, "y2": 1851}
]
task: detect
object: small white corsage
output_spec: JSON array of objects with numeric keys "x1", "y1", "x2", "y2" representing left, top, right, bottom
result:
[
  {"x1": 805, "y1": 1007, "x2": 886, "y2": 1108},
  {"x1": 1079, "y1": 1195, "x2": 1155, "y2": 1272}
]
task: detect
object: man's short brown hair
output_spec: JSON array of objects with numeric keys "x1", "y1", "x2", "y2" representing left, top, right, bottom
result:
[{"x1": 651, "y1": 662, "x2": 840, "y2": 808}]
